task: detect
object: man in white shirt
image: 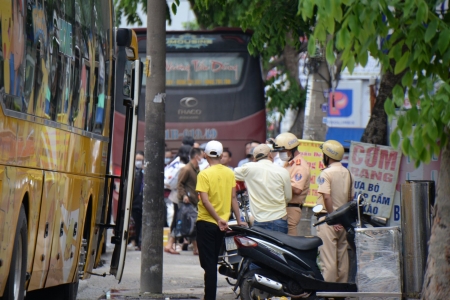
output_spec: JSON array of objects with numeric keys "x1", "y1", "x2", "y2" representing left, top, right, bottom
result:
[
  {"x1": 234, "y1": 144, "x2": 292, "y2": 233},
  {"x1": 237, "y1": 141, "x2": 260, "y2": 167}
]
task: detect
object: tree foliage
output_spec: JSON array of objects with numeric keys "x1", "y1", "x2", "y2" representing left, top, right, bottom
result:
[
  {"x1": 193, "y1": 0, "x2": 313, "y2": 114},
  {"x1": 301, "y1": 0, "x2": 449, "y2": 165}
]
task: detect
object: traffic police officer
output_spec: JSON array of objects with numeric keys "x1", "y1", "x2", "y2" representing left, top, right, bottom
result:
[
  {"x1": 271, "y1": 132, "x2": 311, "y2": 236},
  {"x1": 316, "y1": 140, "x2": 353, "y2": 283}
]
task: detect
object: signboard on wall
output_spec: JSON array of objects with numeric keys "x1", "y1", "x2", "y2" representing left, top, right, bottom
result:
[
  {"x1": 348, "y1": 142, "x2": 402, "y2": 218},
  {"x1": 297, "y1": 140, "x2": 325, "y2": 207},
  {"x1": 326, "y1": 80, "x2": 363, "y2": 128}
]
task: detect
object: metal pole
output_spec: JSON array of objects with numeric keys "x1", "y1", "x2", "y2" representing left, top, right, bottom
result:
[{"x1": 141, "y1": 0, "x2": 166, "y2": 293}]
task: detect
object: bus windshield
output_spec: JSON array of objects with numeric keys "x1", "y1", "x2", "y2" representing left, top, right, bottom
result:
[{"x1": 112, "y1": 29, "x2": 266, "y2": 176}]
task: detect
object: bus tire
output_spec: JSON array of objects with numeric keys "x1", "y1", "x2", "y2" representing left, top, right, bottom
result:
[{"x1": 1, "y1": 206, "x2": 27, "y2": 300}]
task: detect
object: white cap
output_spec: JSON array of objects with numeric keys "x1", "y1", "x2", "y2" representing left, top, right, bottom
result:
[{"x1": 204, "y1": 140, "x2": 223, "y2": 158}]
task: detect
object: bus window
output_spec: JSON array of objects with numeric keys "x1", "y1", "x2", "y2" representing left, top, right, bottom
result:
[
  {"x1": 32, "y1": 41, "x2": 43, "y2": 116},
  {"x1": 70, "y1": 47, "x2": 81, "y2": 126},
  {"x1": 165, "y1": 53, "x2": 244, "y2": 87},
  {"x1": 47, "y1": 40, "x2": 63, "y2": 121},
  {"x1": 83, "y1": 64, "x2": 91, "y2": 130}
]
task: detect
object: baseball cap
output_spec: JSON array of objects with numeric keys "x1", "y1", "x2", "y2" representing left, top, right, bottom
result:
[
  {"x1": 253, "y1": 144, "x2": 271, "y2": 161},
  {"x1": 204, "y1": 140, "x2": 223, "y2": 158}
]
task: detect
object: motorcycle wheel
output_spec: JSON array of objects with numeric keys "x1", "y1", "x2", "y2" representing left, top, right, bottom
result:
[{"x1": 239, "y1": 269, "x2": 276, "y2": 300}]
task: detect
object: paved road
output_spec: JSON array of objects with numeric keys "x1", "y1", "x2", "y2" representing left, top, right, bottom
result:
[{"x1": 76, "y1": 243, "x2": 236, "y2": 300}]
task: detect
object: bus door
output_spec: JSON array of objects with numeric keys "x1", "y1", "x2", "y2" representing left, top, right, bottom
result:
[{"x1": 108, "y1": 29, "x2": 143, "y2": 282}]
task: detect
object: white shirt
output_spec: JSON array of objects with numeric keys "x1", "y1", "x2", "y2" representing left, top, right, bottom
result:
[
  {"x1": 237, "y1": 157, "x2": 250, "y2": 167},
  {"x1": 234, "y1": 159, "x2": 292, "y2": 222}
]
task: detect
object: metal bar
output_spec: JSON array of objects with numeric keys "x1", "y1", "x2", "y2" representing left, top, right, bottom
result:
[{"x1": 218, "y1": 253, "x2": 239, "y2": 259}]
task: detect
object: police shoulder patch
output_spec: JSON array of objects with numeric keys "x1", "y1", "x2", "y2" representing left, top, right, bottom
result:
[
  {"x1": 295, "y1": 173, "x2": 302, "y2": 181},
  {"x1": 295, "y1": 159, "x2": 301, "y2": 165},
  {"x1": 318, "y1": 176, "x2": 325, "y2": 185}
]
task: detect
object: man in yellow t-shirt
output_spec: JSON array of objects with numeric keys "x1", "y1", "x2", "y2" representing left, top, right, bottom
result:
[{"x1": 196, "y1": 140, "x2": 246, "y2": 300}]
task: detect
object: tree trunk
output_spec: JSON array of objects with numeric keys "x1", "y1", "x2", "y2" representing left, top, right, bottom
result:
[
  {"x1": 421, "y1": 137, "x2": 450, "y2": 299},
  {"x1": 360, "y1": 67, "x2": 403, "y2": 145}
]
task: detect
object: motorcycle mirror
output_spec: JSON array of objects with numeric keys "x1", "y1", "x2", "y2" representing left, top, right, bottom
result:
[{"x1": 312, "y1": 204, "x2": 323, "y2": 213}]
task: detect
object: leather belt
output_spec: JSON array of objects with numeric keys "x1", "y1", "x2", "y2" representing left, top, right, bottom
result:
[{"x1": 287, "y1": 203, "x2": 303, "y2": 209}]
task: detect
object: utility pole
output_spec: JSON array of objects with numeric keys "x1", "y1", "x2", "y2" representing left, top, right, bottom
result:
[{"x1": 141, "y1": 0, "x2": 166, "y2": 293}]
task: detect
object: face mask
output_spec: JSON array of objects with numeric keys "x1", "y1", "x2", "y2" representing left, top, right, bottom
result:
[
  {"x1": 135, "y1": 160, "x2": 143, "y2": 169},
  {"x1": 279, "y1": 151, "x2": 290, "y2": 162},
  {"x1": 164, "y1": 158, "x2": 171, "y2": 165}
]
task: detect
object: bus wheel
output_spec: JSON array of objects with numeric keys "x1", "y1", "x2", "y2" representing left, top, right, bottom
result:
[{"x1": 1, "y1": 206, "x2": 27, "y2": 300}]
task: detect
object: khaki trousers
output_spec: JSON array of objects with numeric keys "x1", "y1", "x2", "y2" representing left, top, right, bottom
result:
[
  {"x1": 286, "y1": 206, "x2": 302, "y2": 236},
  {"x1": 316, "y1": 223, "x2": 349, "y2": 283}
]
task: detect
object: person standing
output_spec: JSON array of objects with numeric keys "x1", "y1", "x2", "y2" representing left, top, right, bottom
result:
[
  {"x1": 132, "y1": 150, "x2": 144, "y2": 250},
  {"x1": 234, "y1": 144, "x2": 292, "y2": 233},
  {"x1": 272, "y1": 132, "x2": 311, "y2": 236},
  {"x1": 237, "y1": 141, "x2": 260, "y2": 167},
  {"x1": 316, "y1": 140, "x2": 353, "y2": 283},
  {"x1": 266, "y1": 138, "x2": 285, "y2": 167},
  {"x1": 164, "y1": 147, "x2": 202, "y2": 255},
  {"x1": 220, "y1": 149, "x2": 234, "y2": 170},
  {"x1": 196, "y1": 140, "x2": 246, "y2": 300},
  {"x1": 165, "y1": 145, "x2": 191, "y2": 250}
]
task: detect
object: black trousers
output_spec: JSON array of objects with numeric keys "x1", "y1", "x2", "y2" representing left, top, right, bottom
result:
[
  {"x1": 132, "y1": 207, "x2": 142, "y2": 247},
  {"x1": 196, "y1": 221, "x2": 226, "y2": 300}
]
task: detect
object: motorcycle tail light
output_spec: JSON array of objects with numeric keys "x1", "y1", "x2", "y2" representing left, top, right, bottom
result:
[{"x1": 234, "y1": 236, "x2": 258, "y2": 248}]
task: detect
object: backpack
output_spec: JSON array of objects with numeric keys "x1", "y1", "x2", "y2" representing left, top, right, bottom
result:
[{"x1": 173, "y1": 203, "x2": 198, "y2": 238}]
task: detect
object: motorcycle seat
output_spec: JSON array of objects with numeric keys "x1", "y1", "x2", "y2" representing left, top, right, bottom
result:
[{"x1": 252, "y1": 226, "x2": 323, "y2": 251}]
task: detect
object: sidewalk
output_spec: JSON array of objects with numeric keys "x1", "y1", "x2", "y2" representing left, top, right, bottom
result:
[{"x1": 76, "y1": 245, "x2": 237, "y2": 300}]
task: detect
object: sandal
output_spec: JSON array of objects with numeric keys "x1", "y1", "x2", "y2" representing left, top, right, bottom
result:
[
  {"x1": 193, "y1": 250, "x2": 199, "y2": 255},
  {"x1": 164, "y1": 247, "x2": 180, "y2": 255}
]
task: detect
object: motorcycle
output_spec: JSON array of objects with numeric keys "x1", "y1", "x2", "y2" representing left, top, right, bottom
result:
[
  {"x1": 227, "y1": 195, "x2": 379, "y2": 299},
  {"x1": 218, "y1": 181, "x2": 252, "y2": 284}
]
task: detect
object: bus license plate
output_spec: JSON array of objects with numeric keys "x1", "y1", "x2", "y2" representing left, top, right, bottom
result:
[{"x1": 225, "y1": 236, "x2": 237, "y2": 251}]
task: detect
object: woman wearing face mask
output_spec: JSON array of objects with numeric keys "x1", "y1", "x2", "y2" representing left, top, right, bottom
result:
[
  {"x1": 131, "y1": 150, "x2": 145, "y2": 250},
  {"x1": 271, "y1": 132, "x2": 311, "y2": 236}
]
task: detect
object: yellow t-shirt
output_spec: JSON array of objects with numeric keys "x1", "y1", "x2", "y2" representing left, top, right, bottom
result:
[{"x1": 196, "y1": 164, "x2": 236, "y2": 225}]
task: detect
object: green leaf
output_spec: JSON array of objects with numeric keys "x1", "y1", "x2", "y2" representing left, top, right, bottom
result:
[
  {"x1": 393, "y1": 84, "x2": 404, "y2": 100},
  {"x1": 307, "y1": 37, "x2": 316, "y2": 56},
  {"x1": 417, "y1": 1, "x2": 428, "y2": 23},
  {"x1": 427, "y1": 120, "x2": 439, "y2": 141},
  {"x1": 390, "y1": 129, "x2": 400, "y2": 148},
  {"x1": 171, "y1": 2, "x2": 177, "y2": 15},
  {"x1": 326, "y1": 40, "x2": 336, "y2": 65},
  {"x1": 326, "y1": 16, "x2": 335, "y2": 34},
  {"x1": 424, "y1": 19, "x2": 438, "y2": 43},
  {"x1": 358, "y1": 50, "x2": 368, "y2": 67},
  {"x1": 395, "y1": 51, "x2": 410, "y2": 74},
  {"x1": 402, "y1": 72, "x2": 413, "y2": 87},
  {"x1": 301, "y1": 1, "x2": 314, "y2": 21},
  {"x1": 401, "y1": 137, "x2": 411, "y2": 154},
  {"x1": 384, "y1": 98, "x2": 396, "y2": 116},
  {"x1": 348, "y1": 14, "x2": 360, "y2": 38},
  {"x1": 333, "y1": 2, "x2": 343, "y2": 22},
  {"x1": 438, "y1": 29, "x2": 450, "y2": 54},
  {"x1": 408, "y1": 106, "x2": 419, "y2": 123}
]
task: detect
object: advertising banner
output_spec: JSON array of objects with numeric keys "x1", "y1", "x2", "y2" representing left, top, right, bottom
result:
[
  {"x1": 298, "y1": 140, "x2": 325, "y2": 207},
  {"x1": 325, "y1": 80, "x2": 363, "y2": 128},
  {"x1": 348, "y1": 142, "x2": 402, "y2": 218}
]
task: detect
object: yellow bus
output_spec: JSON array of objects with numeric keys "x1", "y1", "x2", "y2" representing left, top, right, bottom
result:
[{"x1": 0, "y1": 1, "x2": 141, "y2": 299}]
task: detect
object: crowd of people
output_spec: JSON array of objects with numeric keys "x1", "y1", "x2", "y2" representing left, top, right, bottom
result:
[{"x1": 129, "y1": 133, "x2": 352, "y2": 300}]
